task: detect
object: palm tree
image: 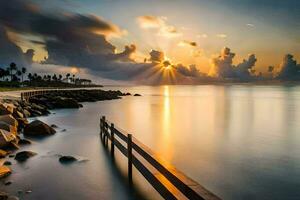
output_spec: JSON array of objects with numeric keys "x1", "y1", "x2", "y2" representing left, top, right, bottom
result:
[
  {"x1": 52, "y1": 74, "x2": 57, "y2": 81},
  {"x1": 66, "y1": 73, "x2": 70, "y2": 83},
  {"x1": 28, "y1": 73, "x2": 33, "y2": 81},
  {"x1": 9, "y1": 62, "x2": 17, "y2": 81},
  {"x1": 0, "y1": 68, "x2": 6, "y2": 81},
  {"x1": 21, "y1": 67, "x2": 26, "y2": 82},
  {"x1": 16, "y1": 70, "x2": 22, "y2": 82}
]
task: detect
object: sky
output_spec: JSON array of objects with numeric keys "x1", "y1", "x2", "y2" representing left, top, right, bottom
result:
[{"x1": 0, "y1": 0, "x2": 299, "y2": 84}]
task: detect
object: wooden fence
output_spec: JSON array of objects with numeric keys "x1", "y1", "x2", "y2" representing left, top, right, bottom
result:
[
  {"x1": 100, "y1": 116, "x2": 221, "y2": 200},
  {"x1": 20, "y1": 89, "x2": 59, "y2": 101}
]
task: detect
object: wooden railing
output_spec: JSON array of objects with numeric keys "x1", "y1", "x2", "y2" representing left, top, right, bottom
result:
[
  {"x1": 100, "y1": 116, "x2": 221, "y2": 200},
  {"x1": 20, "y1": 89, "x2": 59, "y2": 101}
]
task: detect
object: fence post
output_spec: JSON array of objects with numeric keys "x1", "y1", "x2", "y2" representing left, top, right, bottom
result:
[
  {"x1": 111, "y1": 123, "x2": 115, "y2": 156},
  {"x1": 127, "y1": 134, "x2": 133, "y2": 182},
  {"x1": 102, "y1": 116, "x2": 106, "y2": 141},
  {"x1": 100, "y1": 117, "x2": 103, "y2": 136}
]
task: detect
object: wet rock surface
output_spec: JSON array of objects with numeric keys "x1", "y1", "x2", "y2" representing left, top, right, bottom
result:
[
  {"x1": 59, "y1": 156, "x2": 77, "y2": 164},
  {"x1": 14, "y1": 151, "x2": 37, "y2": 162},
  {"x1": 24, "y1": 120, "x2": 56, "y2": 137}
]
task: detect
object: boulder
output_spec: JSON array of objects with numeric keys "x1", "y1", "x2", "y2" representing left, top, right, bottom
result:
[
  {"x1": 18, "y1": 138, "x2": 32, "y2": 145},
  {"x1": 4, "y1": 181, "x2": 12, "y2": 185},
  {"x1": 0, "y1": 115, "x2": 18, "y2": 127},
  {"x1": 59, "y1": 156, "x2": 77, "y2": 164},
  {"x1": 50, "y1": 124, "x2": 58, "y2": 128},
  {"x1": 0, "y1": 166, "x2": 11, "y2": 178},
  {"x1": 24, "y1": 120, "x2": 56, "y2": 136},
  {"x1": 16, "y1": 118, "x2": 29, "y2": 129},
  {"x1": 0, "y1": 129, "x2": 18, "y2": 149},
  {"x1": 23, "y1": 109, "x2": 31, "y2": 118},
  {"x1": 0, "y1": 191, "x2": 9, "y2": 200},
  {"x1": 8, "y1": 196, "x2": 19, "y2": 200},
  {"x1": 0, "y1": 104, "x2": 11, "y2": 116},
  {"x1": 0, "y1": 122, "x2": 15, "y2": 133},
  {"x1": 3, "y1": 161, "x2": 12, "y2": 166},
  {"x1": 15, "y1": 151, "x2": 37, "y2": 162},
  {"x1": 12, "y1": 110, "x2": 23, "y2": 119},
  {"x1": 134, "y1": 94, "x2": 142, "y2": 96},
  {"x1": 54, "y1": 97, "x2": 81, "y2": 108},
  {"x1": 0, "y1": 150, "x2": 8, "y2": 158}
]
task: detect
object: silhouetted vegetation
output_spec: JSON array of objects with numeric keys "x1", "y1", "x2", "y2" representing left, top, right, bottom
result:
[{"x1": 0, "y1": 62, "x2": 100, "y2": 88}]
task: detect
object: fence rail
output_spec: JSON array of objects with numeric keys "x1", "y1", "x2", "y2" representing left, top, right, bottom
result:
[
  {"x1": 20, "y1": 89, "x2": 60, "y2": 101},
  {"x1": 100, "y1": 116, "x2": 221, "y2": 200}
]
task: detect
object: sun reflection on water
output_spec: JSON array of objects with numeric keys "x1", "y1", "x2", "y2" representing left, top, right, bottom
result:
[{"x1": 157, "y1": 85, "x2": 174, "y2": 161}]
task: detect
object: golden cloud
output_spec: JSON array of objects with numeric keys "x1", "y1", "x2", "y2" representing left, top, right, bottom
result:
[{"x1": 137, "y1": 15, "x2": 181, "y2": 38}]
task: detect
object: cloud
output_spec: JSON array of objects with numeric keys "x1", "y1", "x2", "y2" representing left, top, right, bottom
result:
[
  {"x1": 175, "y1": 64, "x2": 203, "y2": 78},
  {"x1": 209, "y1": 47, "x2": 257, "y2": 80},
  {"x1": 0, "y1": 0, "x2": 124, "y2": 38},
  {"x1": 178, "y1": 40, "x2": 197, "y2": 47},
  {"x1": 137, "y1": 15, "x2": 164, "y2": 29},
  {"x1": 216, "y1": 34, "x2": 227, "y2": 38},
  {"x1": 277, "y1": 54, "x2": 300, "y2": 80},
  {"x1": 0, "y1": 25, "x2": 34, "y2": 67},
  {"x1": 246, "y1": 23, "x2": 255, "y2": 27},
  {"x1": 137, "y1": 15, "x2": 181, "y2": 38},
  {"x1": 209, "y1": 47, "x2": 235, "y2": 78},
  {"x1": 235, "y1": 54, "x2": 257, "y2": 79},
  {"x1": 149, "y1": 50, "x2": 165, "y2": 63},
  {"x1": 0, "y1": 0, "x2": 146, "y2": 81}
]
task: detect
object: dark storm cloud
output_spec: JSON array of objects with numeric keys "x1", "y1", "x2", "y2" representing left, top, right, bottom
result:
[
  {"x1": 0, "y1": 0, "x2": 121, "y2": 37},
  {"x1": 0, "y1": 0, "x2": 151, "y2": 80},
  {"x1": 277, "y1": 54, "x2": 300, "y2": 80},
  {"x1": 0, "y1": 26, "x2": 32, "y2": 67}
]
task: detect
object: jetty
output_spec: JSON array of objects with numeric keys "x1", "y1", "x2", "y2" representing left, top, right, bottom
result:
[{"x1": 100, "y1": 116, "x2": 221, "y2": 200}]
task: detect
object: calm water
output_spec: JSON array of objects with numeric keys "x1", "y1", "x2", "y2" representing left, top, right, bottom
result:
[{"x1": 1, "y1": 85, "x2": 300, "y2": 200}]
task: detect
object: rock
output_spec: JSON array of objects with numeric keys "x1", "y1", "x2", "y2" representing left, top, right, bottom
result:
[
  {"x1": 0, "y1": 129, "x2": 19, "y2": 149},
  {"x1": 4, "y1": 181, "x2": 12, "y2": 185},
  {"x1": 3, "y1": 142, "x2": 19, "y2": 151},
  {"x1": 16, "y1": 118, "x2": 29, "y2": 129},
  {"x1": 12, "y1": 110, "x2": 23, "y2": 119},
  {"x1": 23, "y1": 109, "x2": 31, "y2": 118},
  {"x1": 0, "y1": 166, "x2": 11, "y2": 178},
  {"x1": 134, "y1": 94, "x2": 142, "y2": 96},
  {"x1": 50, "y1": 124, "x2": 58, "y2": 128},
  {"x1": 59, "y1": 156, "x2": 77, "y2": 164},
  {"x1": 0, "y1": 191, "x2": 8, "y2": 200},
  {"x1": 0, "y1": 150, "x2": 8, "y2": 158},
  {"x1": 24, "y1": 120, "x2": 56, "y2": 137},
  {"x1": 8, "y1": 155, "x2": 14, "y2": 158},
  {"x1": 0, "y1": 122, "x2": 16, "y2": 133},
  {"x1": 0, "y1": 104, "x2": 12, "y2": 115},
  {"x1": 7, "y1": 196, "x2": 19, "y2": 200},
  {"x1": 5, "y1": 105, "x2": 15, "y2": 115},
  {"x1": 15, "y1": 151, "x2": 37, "y2": 162},
  {"x1": 3, "y1": 161, "x2": 12, "y2": 166},
  {"x1": 61, "y1": 129, "x2": 66, "y2": 132},
  {"x1": 18, "y1": 139, "x2": 32, "y2": 145},
  {"x1": 0, "y1": 115, "x2": 18, "y2": 127},
  {"x1": 54, "y1": 97, "x2": 81, "y2": 108}
]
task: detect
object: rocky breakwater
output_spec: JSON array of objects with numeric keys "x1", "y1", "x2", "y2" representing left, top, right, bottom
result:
[
  {"x1": 0, "y1": 89, "x2": 141, "y2": 198},
  {"x1": 28, "y1": 89, "x2": 137, "y2": 109}
]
